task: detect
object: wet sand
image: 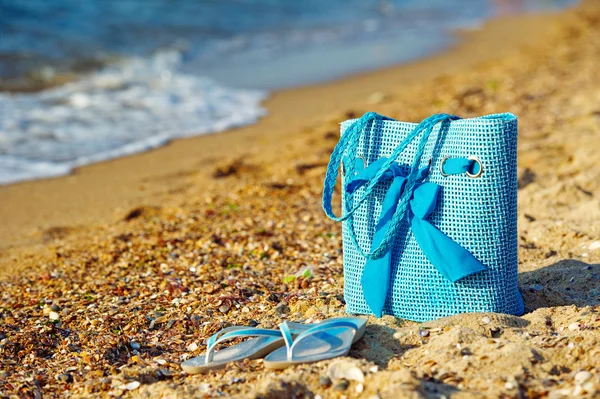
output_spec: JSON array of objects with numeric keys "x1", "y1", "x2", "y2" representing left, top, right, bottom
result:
[{"x1": 1, "y1": 1, "x2": 600, "y2": 398}]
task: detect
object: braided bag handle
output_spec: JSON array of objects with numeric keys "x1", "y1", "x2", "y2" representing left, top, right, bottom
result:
[{"x1": 322, "y1": 113, "x2": 460, "y2": 260}]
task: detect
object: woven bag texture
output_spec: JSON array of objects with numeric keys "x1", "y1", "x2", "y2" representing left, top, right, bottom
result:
[{"x1": 339, "y1": 113, "x2": 524, "y2": 321}]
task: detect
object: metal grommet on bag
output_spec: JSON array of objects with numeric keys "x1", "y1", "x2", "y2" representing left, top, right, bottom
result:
[
  {"x1": 439, "y1": 156, "x2": 451, "y2": 177},
  {"x1": 466, "y1": 156, "x2": 484, "y2": 179}
]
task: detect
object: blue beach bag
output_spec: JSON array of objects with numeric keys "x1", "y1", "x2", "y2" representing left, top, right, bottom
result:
[{"x1": 322, "y1": 112, "x2": 525, "y2": 322}]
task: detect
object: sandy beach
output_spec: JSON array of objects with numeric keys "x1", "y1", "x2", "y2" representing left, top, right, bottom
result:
[{"x1": 1, "y1": 1, "x2": 600, "y2": 398}]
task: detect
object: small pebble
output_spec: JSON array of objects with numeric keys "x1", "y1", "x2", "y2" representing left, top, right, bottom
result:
[
  {"x1": 0, "y1": 370, "x2": 8, "y2": 379},
  {"x1": 125, "y1": 381, "x2": 140, "y2": 390},
  {"x1": 275, "y1": 302, "x2": 290, "y2": 315},
  {"x1": 419, "y1": 329, "x2": 430, "y2": 337},
  {"x1": 356, "y1": 383, "x2": 364, "y2": 393},
  {"x1": 333, "y1": 379, "x2": 349, "y2": 391},
  {"x1": 490, "y1": 326, "x2": 502, "y2": 336},
  {"x1": 49, "y1": 311, "x2": 60, "y2": 321},
  {"x1": 319, "y1": 376, "x2": 332, "y2": 387},
  {"x1": 50, "y1": 304, "x2": 60, "y2": 312},
  {"x1": 57, "y1": 373, "x2": 73, "y2": 383},
  {"x1": 130, "y1": 342, "x2": 141, "y2": 349},
  {"x1": 574, "y1": 371, "x2": 592, "y2": 385},
  {"x1": 481, "y1": 316, "x2": 492, "y2": 324},
  {"x1": 367, "y1": 91, "x2": 389, "y2": 104},
  {"x1": 568, "y1": 322, "x2": 581, "y2": 331}
]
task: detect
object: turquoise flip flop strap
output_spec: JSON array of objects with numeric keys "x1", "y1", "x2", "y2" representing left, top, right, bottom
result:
[
  {"x1": 205, "y1": 327, "x2": 283, "y2": 363},
  {"x1": 345, "y1": 156, "x2": 487, "y2": 317},
  {"x1": 204, "y1": 322, "x2": 314, "y2": 363},
  {"x1": 279, "y1": 320, "x2": 358, "y2": 361}
]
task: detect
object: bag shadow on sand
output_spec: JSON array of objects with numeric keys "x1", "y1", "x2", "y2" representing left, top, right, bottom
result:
[{"x1": 518, "y1": 259, "x2": 600, "y2": 312}]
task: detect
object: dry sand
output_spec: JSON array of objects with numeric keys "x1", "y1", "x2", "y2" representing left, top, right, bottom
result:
[{"x1": 1, "y1": 1, "x2": 600, "y2": 398}]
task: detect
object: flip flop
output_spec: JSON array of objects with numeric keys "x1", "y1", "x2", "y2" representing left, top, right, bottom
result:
[
  {"x1": 263, "y1": 317, "x2": 367, "y2": 370},
  {"x1": 181, "y1": 322, "x2": 311, "y2": 374}
]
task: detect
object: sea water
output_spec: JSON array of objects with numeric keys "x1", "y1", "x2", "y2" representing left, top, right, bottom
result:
[{"x1": 0, "y1": 0, "x2": 575, "y2": 184}]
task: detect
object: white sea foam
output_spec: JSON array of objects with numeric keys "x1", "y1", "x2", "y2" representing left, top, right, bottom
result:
[{"x1": 0, "y1": 50, "x2": 267, "y2": 185}]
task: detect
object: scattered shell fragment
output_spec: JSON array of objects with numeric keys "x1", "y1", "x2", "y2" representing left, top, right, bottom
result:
[
  {"x1": 219, "y1": 304, "x2": 231, "y2": 313},
  {"x1": 125, "y1": 381, "x2": 140, "y2": 390},
  {"x1": 356, "y1": 383, "x2": 364, "y2": 393},
  {"x1": 49, "y1": 311, "x2": 60, "y2": 320},
  {"x1": 187, "y1": 342, "x2": 199, "y2": 352},
  {"x1": 574, "y1": 371, "x2": 592, "y2": 385},
  {"x1": 568, "y1": 322, "x2": 581, "y2": 331},
  {"x1": 588, "y1": 241, "x2": 600, "y2": 251},
  {"x1": 198, "y1": 383, "x2": 211, "y2": 393},
  {"x1": 328, "y1": 361, "x2": 365, "y2": 383}
]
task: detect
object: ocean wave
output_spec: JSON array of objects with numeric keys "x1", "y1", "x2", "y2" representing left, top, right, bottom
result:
[{"x1": 0, "y1": 50, "x2": 267, "y2": 185}]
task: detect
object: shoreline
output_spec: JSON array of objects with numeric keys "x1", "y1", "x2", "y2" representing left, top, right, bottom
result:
[{"x1": 0, "y1": 8, "x2": 571, "y2": 254}]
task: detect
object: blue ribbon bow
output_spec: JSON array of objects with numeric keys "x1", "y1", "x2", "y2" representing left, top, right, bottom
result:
[{"x1": 346, "y1": 157, "x2": 486, "y2": 317}]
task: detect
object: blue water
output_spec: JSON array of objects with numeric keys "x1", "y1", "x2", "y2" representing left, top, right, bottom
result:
[{"x1": 0, "y1": 0, "x2": 575, "y2": 184}]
